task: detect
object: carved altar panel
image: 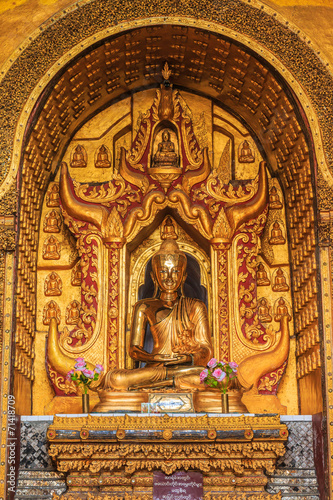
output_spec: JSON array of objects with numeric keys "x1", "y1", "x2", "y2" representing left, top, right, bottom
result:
[{"x1": 34, "y1": 85, "x2": 298, "y2": 415}]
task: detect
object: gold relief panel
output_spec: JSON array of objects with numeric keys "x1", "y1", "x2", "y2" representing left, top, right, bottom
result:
[
  {"x1": 70, "y1": 144, "x2": 87, "y2": 168},
  {"x1": 256, "y1": 262, "x2": 270, "y2": 286},
  {"x1": 43, "y1": 210, "x2": 62, "y2": 233},
  {"x1": 44, "y1": 272, "x2": 62, "y2": 296},
  {"x1": 66, "y1": 300, "x2": 81, "y2": 325},
  {"x1": 271, "y1": 267, "x2": 290, "y2": 292},
  {"x1": 269, "y1": 186, "x2": 283, "y2": 210},
  {"x1": 269, "y1": 221, "x2": 286, "y2": 245},
  {"x1": 257, "y1": 298, "x2": 272, "y2": 324},
  {"x1": 46, "y1": 183, "x2": 60, "y2": 207},
  {"x1": 43, "y1": 236, "x2": 61, "y2": 260},
  {"x1": 43, "y1": 300, "x2": 61, "y2": 325},
  {"x1": 238, "y1": 139, "x2": 255, "y2": 163},
  {"x1": 64, "y1": 97, "x2": 131, "y2": 183},
  {"x1": 95, "y1": 145, "x2": 111, "y2": 168},
  {"x1": 274, "y1": 297, "x2": 292, "y2": 322}
]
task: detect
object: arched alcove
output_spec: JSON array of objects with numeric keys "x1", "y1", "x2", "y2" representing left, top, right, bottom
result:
[{"x1": 0, "y1": 3, "x2": 329, "y2": 427}]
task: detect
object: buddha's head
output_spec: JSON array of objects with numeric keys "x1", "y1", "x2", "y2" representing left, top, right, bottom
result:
[
  {"x1": 162, "y1": 130, "x2": 171, "y2": 142},
  {"x1": 151, "y1": 239, "x2": 187, "y2": 295}
]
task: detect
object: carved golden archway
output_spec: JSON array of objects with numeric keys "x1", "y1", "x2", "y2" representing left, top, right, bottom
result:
[{"x1": 12, "y1": 22, "x2": 322, "y2": 414}]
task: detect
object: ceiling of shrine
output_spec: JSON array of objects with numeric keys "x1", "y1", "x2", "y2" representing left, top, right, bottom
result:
[{"x1": 26, "y1": 24, "x2": 309, "y2": 181}]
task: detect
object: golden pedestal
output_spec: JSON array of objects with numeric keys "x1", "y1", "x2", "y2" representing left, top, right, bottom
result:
[
  {"x1": 93, "y1": 390, "x2": 247, "y2": 414},
  {"x1": 48, "y1": 414, "x2": 288, "y2": 500}
]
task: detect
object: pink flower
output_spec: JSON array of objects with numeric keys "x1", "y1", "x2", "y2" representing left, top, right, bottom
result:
[
  {"x1": 95, "y1": 364, "x2": 104, "y2": 374},
  {"x1": 200, "y1": 369, "x2": 208, "y2": 382},
  {"x1": 212, "y1": 368, "x2": 226, "y2": 382},
  {"x1": 74, "y1": 358, "x2": 86, "y2": 370},
  {"x1": 229, "y1": 361, "x2": 238, "y2": 372},
  {"x1": 66, "y1": 369, "x2": 74, "y2": 380},
  {"x1": 207, "y1": 358, "x2": 218, "y2": 369},
  {"x1": 82, "y1": 368, "x2": 94, "y2": 379}
]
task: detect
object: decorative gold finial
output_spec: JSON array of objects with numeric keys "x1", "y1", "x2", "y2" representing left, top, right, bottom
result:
[{"x1": 162, "y1": 62, "x2": 171, "y2": 81}]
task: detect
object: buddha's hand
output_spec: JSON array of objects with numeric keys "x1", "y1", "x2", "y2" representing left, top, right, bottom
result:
[
  {"x1": 150, "y1": 354, "x2": 173, "y2": 363},
  {"x1": 163, "y1": 354, "x2": 192, "y2": 365}
]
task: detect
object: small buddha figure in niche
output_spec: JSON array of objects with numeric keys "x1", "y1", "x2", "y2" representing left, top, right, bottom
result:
[
  {"x1": 256, "y1": 262, "x2": 270, "y2": 286},
  {"x1": 71, "y1": 145, "x2": 87, "y2": 168},
  {"x1": 269, "y1": 186, "x2": 283, "y2": 209},
  {"x1": 269, "y1": 221, "x2": 286, "y2": 245},
  {"x1": 45, "y1": 272, "x2": 62, "y2": 296},
  {"x1": 258, "y1": 298, "x2": 272, "y2": 323},
  {"x1": 71, "y1": 262, "x2": 82, "y2": 286},
  {"x1": 153, "y1": 129, "x2": 179, "y2": 169},
  {"x1": 46, "y1": 184, "x2": 60, "y2": 207},
  {"x1": 161, "y1": 216, "x2": 178, "y2": 240},
  {"x1": 43, "y1": 236, "x2": 60, "y2": 260},
  {"x1": 43, "y1": 210, "x2": 61, "y2": 233},
  {"x1": 238, "y1": 140, "x2": 255, "y2": 163},
  {"x1": 43, "y1": 300, "x2": 60, "y2": 325},
  {"x1": 99, "y1": 239, "x2": 213, "y2": 393},
  {"x1": 66, "y1": 300, "x2": 80, "y2": 325},
  {"x1": 95, "y1": 145, "x2": 111, "y2": 168},
  {"x1": 274, "y1": 298, "x2": 291, "y2": 322},
  {"x1": 272, "y1": 268, "x2": 289, "y2": 292}
]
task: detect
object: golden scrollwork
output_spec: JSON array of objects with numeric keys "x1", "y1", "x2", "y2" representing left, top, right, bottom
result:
[
  {"x1": 258, "y1": 362, "x2": 287, "y2": 392},
  {"x1": 126, "y1": 109, "x2": 151, "y2": 169},
  {"x1": 231, "y1": 233, "x2": 277, "y2": 352},
  {"x1": 206, "y1": 175, "x2": 257, "y2": 204},
  {"x1": 168, "y1": 189, "x2": 213, "y2": 239},
  {"x1": 124, "y1": 191, "x2": 167, "y2": 241},
  {"x1": 73, "y1": 177, "x2": 127, "y2": 205},
  {"x1": 181, "y1": 112, "x2": 203, "y2": 169},
  {"x1": 47, "y1": 362, "x2": 78, "y2": 395}
]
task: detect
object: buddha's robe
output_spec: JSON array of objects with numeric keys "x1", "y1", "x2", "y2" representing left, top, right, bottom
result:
[{"x1": 100, "y1": 297, "x2": 213, "y2": 391}]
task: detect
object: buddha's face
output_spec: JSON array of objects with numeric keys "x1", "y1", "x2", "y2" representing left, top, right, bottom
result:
[
  {"x1": 152, "y1": 254, "x2": 186, "y2": 294},
  {"x1": 162, "y1": 130, "x2": 170, "y2": 142}
]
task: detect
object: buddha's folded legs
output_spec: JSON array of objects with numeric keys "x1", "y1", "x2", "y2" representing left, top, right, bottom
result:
[
  {"x1": 100, "y1": 365, "x2": 167, "y2": 391},
  {"x1": 99, "y1": 364, "x2": 205, "y2": 391}
]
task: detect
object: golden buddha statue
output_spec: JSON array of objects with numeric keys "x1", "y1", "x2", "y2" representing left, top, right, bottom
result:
[
  {"x1": 43, "y1": 236, "x2": 60, "y2": 260},
  {"x1": 258, "y1": 298, "x2": 272, "y2": 323},
  {"x1": 44, "y1": 210, "x2": 61, "y2": 233},
  {"x1": 66, "y1": 301, "x2": 80, "y2": 325},
  {"x1": 46, "y1": 184, "x2": 60, "y2": 207},
  {"x1": 272, "y1": 267, "x2": 289, "y2": 292},
  {"x1": 153, "y1": 130, "x2": 179, "y2": 169},
  {"x1": 43, "y1": 300, "x2": 60, "y2": 325},
  {"x1": 71, "y1": 145, "x2": 87, "y2": 168},
  {"x1": 45, "y1": 272, "x2": 62, "y2": 296},
  {"x1": 238, "y1": 140, "x2": 255, "y2": 163},
  {"x1": 274, "y1": 298, "x2": 291, "y2": 322},
  {"x1": 269, "y1": 221, "x2": 286, "y2": 245},
  {"x1": 256, "y1": 262, "x2": 270, "y2": 286},
  {"x1": 98, "y1": 239, "x2": 213, "y2": 393},
  {"x1": 161, "y1": 216, "x2": 178, "y2": 240},
  {"x1": 95, "y1": 145, "x2": 111, "y2": 168},
  {"x1": 269, "y1": 186, "x2": 283, "y2": 209}
]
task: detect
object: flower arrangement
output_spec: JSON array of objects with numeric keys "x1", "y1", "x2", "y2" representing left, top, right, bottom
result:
[
  {"x1": 66, "y1": 357, "x2": 104, "y2": 394},
  {"x1": 200, "y1": 358, "x2": 238, "y2": 394}
]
